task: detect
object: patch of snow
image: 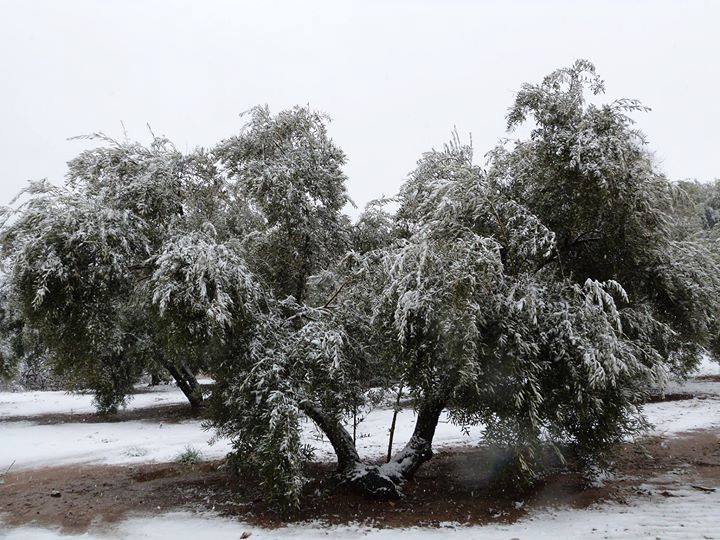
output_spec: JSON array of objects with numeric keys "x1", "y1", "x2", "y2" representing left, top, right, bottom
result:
[
  {"x1": 0, "y1": 385, "x2": 197, "y2": 419},
  {"x1": 642, "y1": 397, "x2": 720, "y2": 435},
  {"x1": 3, "y1": 486, "x2": 720, "y2": 539},
  {"x1": 0, "y1": 420, "x2": 232, "y2": 471},
  {"x1": 691, "y1": 355, "x2": 720, "y2": 377},
  {"x1": 661, "y1": 378, "x2": 720, "y2": 397}
]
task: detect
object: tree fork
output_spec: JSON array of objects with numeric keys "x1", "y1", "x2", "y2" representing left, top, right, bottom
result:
[{"x1": 301, "y1": 396, "x2": 445, "y2": 500}]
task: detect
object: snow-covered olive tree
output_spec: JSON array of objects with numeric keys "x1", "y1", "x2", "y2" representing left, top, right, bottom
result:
[
  {"x1": 202, "y1": 62, "x2": 720, "y2": 506},
  {"x1": 3, "y1": 64, "x2": 718, "y2": 509},
  {"x1": 0, "y1": 136, "x2": 229, "y2": 410}
]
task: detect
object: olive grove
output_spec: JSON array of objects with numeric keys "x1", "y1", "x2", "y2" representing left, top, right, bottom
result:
[{"x1": 1, "y1": 61, "x2": 719, "y2": 508}]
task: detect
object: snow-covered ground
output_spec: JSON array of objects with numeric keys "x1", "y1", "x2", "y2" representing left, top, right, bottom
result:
[
  {"x1": 0, "y1": 419, "x2": 230, "y2": 471},
  {"x1": 691, "y1": 355, "x2": 720, "y2": 377},
  {"x1": 643, "y1": 396, "x2": 720, "y2": 434},
  {"x1": 2, "y1": 376, "x2": 719, "y2": 539},
  {"x1": 0, "y1": 408, "x2": 486, "y2": 472},
  {"x1": 0, "y1": 381, "x2": 213, "y2": 419},
  {"x1": 4, "y1": 483, "x2": 719, "y2": 539},
  {"x1": 657, "y1": 355, "x2": 720, "y2": 397},
  {"x1": 1, "y1": 385, "x2": 719, "y2": 472}
]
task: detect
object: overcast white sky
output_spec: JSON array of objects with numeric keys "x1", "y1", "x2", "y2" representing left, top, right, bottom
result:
[{"x1": 1, "y1": 0, "x2": 718, "y2": 216}]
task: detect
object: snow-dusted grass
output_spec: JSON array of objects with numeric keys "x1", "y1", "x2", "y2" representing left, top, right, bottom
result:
[{"x1": 4, "y1": 485, "x2": 719, "y2": 539}]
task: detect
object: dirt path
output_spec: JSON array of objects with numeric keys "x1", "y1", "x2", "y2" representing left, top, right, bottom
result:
[{"x1": 1, "y1": 428, "x2": 718, "y2": 534}]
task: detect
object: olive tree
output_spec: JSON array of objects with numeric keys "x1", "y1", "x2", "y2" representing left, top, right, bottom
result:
[
  {"x1": 199, "y1": 62, "x2": 720, "y2": 505},
  {"x1": 0, "y1": 136, "x2": 227, "y2": 410}
]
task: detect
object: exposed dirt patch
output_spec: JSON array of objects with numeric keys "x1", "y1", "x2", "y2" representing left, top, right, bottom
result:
[
  {"x1": 645, "y1": 392, "x2": 697, "y2": 403},
  {"x1": 0, "y1": 461, "x2": 224, "y2": 533},
  {"x1": 2, "y1": 428, "x2": 718, "y2": 534},
  {"x1": 1, "y1": 403, "x2": 204, "y2": 425}
]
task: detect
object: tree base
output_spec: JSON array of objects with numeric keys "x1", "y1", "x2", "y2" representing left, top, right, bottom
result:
[{"x1": 342, "y1": 465, "x2": 403, "y2": 500}]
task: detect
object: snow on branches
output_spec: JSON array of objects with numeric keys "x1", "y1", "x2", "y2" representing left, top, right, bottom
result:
[{"x1": 1, "y1": 63, "x2": 719, "y2": 509}]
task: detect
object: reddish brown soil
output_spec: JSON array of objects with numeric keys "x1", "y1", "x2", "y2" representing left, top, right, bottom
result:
[{"x1": 1, "y1": 429, "x2": 718, "y2": 534}]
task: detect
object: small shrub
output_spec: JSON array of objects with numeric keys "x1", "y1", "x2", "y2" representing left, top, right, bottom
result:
[{"x1": 176, "y1": 445, "x2": 202, "y2": 465}]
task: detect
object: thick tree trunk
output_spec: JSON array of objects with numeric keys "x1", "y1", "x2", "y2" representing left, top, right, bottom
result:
[
  {"x1": 300, "y1": 402, "x2": 359, "y2": 472},
  {"x1": 301, "y1": 396, "x2": 445, "y2": 500},
  {"x1": 163, "y1": 362, "x2": 204, "y2": 408},
  {"x1": 380, "y1": 397, "x2": 444, "y2": 481}
]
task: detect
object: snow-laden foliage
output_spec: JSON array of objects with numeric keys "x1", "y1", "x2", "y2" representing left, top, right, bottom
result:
[
  {"x1": 668, "y1": 180, "x2": 720, "y2": 360},
  {"x1": 2, "y1": 62, "x2": 719, "y2": 509},
  {"x1": 149, "y1": 228, "x2": 261, "y2": 341},
  {"x1": 209, "y1": 303, "x2": 361, "y2": 510},
  {"x1": 493, "y1": 59, "x2": 720, "y2": 371},
  {"x1": 370, "y1": 61, "x2": 720, "y2": 482},
  {"x1": 0, "y1": 180, "x2": 149, "y2": 409},
  {"x1": 352, "y1": 199, "x2": 396, "y2": 254},
  {"x1": 0, "y1": 278, "x2": 65, "y2": 390},
  {"x1": 0, "y1": 137, "x2": 226, "y2": 410},
  {"x1": 216, "y1": 105, "x2": 352, "y2": 303},
  {"x1": 375, "y1": 141, "x2": 661, "y2": 477}
]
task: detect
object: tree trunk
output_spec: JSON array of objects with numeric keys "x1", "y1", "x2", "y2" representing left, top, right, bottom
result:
[
  {"x1": 301, "y1": 395, "x2": 445, "y2": 500},
  {"x1": 300, "y1": 402, "x2": 359, "y2": 472},
  {"x1": 149, "y1": 372, "x2": 161, "y2": 387},
  {"x1": 163, "y1": 362, "x2": 204, "y2": 408},
  {"x1": 380, "y1": 397, "x2": 444, "y2": 481}
]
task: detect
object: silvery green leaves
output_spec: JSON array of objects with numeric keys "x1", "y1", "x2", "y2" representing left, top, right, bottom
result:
[
  {"x1": 216, "y1": 105, "x2": 352, "y2": 303},
  {"x1": 149, "y1": 229, "x2": 261, "y2": 340},
  {"x1": 2, "y1": 63, "x2": 719, "y2": 509}
]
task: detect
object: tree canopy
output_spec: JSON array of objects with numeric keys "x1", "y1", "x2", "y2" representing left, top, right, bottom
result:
[{"x1": 1, "y1": 62, "x2": 718, "y2": 509}]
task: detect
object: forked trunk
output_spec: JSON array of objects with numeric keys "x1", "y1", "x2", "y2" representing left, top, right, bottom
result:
[{"x1": 302, "y1": 396, "x2": 445, "y2": 499}]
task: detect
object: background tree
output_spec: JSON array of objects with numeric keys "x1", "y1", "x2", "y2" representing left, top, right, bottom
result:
[{"x1": 0, "y1": 136, "x2": 229, "y2": 410}]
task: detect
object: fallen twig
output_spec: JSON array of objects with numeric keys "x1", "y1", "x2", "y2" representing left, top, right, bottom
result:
[
  {"x1": 0, "y1": 460, "x2": 15, "y2": 485},
  {"x1": 690, "y1": 484, "x2": 717, "y2": 493}
]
